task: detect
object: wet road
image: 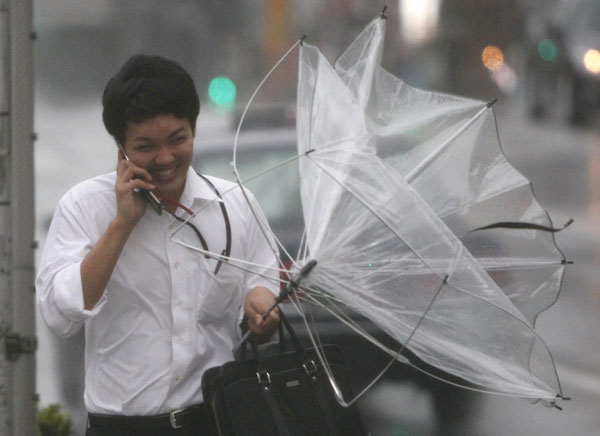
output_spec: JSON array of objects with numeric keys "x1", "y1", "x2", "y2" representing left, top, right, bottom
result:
[{"x1": 361, "y1": 101, "x2": 600, "y2": 436}]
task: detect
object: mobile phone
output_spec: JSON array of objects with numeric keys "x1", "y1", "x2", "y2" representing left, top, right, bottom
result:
[{"x1": 116, "y1": 143, "x2": 163, "y2": 215}]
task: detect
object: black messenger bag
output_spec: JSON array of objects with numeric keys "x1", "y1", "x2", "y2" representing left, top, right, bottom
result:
[{"x1": 201, "y1": 311, "x2": 368, "y2": 436}]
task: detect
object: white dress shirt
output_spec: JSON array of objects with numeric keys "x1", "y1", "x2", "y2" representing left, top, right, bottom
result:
[{"x1": 36, "y1": 168, "x2": 279, "y2": 415}]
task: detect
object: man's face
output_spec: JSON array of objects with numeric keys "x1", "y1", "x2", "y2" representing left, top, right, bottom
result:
[{"x1": 123, "y1": 114, "x2": 194, "y2": 201}]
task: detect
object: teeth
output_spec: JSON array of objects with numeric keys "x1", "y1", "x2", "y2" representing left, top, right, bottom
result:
[{"x1": 155, "y1": 167, "x2": 176, "y2": 178}]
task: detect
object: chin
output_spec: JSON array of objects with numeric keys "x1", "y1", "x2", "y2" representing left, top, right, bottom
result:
[{"x1": 156, "y1": 177, "x2": 186, "y2": 200}]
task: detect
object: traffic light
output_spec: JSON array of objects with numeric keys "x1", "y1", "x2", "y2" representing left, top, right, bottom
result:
[
  {"x1": 538, "y1": 39, "x2": 558, "y2": 62},
  {"x1": 208, "y1": 76, "x2": 236, "y2": 113}
]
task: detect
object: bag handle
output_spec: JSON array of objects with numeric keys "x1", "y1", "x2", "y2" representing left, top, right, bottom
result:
[
  {"x1": 244, "y1": 309, "x2": 307, "y2": 362},
  {"x1": 240, "y1": 259, "x2": 318, "y2": 361}
]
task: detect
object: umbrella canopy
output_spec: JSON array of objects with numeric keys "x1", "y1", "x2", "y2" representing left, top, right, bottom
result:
[{"x1": 295, "y1": 15, "x2": 567, "y2": 401}]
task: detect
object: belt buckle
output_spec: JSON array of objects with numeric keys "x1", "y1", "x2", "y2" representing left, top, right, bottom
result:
[{"x1": 169, "y1": 408, "x2": 186, "y2": 429}]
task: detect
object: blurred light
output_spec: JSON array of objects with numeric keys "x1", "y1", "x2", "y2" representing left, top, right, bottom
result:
[
  {"x1": 208, "y1": 76, "x2": 236, "y2": 112},
  {"x1": 490, "y1": 64, "x2": 518, "y2": 95},
  {"x1": 538, "y1": 39, "x2": 558, "y2": 62},
  {"x1": 584, "y1": 49, "x2": 600, "y2": 74},
  {"x1": 400, "y1": 0, "x2": 440, "y2": 45},
  {"x1": 482, "y1": 46, "x2": 504, "y2": 71}
]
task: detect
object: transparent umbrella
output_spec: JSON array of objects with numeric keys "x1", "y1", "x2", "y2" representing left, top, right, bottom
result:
[{"x1": 171, "y1": 10, "x2": 570, "y2": 408}]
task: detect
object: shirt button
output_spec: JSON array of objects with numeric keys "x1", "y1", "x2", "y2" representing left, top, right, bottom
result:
[
  {"x1": 175, "y1": 375, "x2": 181, "y2": 382},
  {"x1": 177, "y1": 337, "x2": 183, "y2": 343},
  {"x1": 174, "y1": 262, "x2": 180, "y2": 269}
]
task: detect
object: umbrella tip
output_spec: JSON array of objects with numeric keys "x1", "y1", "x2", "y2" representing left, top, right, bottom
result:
[
  {"x1": 300, "y1": 35, "x2": 307, "y2": 46},
  {"x1": 381, "y1": 6, "x2": 388, "y2": 19},
  {"x1": 487, "y1": 98, "x2": 498, "y2": 108}
]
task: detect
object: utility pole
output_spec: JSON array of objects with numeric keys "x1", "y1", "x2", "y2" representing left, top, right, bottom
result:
[{"x1": 0, "y1": 1, "x2": 36, "y2": 435}]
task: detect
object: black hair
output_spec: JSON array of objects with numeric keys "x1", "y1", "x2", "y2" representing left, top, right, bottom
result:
[{"x1": 102, "y1": 54, "x2": 200, "y2": 145}]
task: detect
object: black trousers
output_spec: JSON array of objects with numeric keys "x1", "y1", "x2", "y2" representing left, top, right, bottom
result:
[
  {"x1": 85, "y1": 405, "x2": 210, "y2": 436},
  {"x1": 85, "y1": 426, "x2": 206, "y2": 436}
]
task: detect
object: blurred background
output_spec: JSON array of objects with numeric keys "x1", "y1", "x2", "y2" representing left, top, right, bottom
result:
[{"x1": 31, "y1": 0, "x2": 600, "y2": 435}]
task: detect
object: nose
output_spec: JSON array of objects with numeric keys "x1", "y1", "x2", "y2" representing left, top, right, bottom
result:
[{"x1": 154, "y1": 144, "x2": 175, "y2": 166}]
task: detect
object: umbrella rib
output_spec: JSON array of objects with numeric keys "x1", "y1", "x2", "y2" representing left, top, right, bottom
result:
[
  {"x1": 304, "y1": 154, "x2": 546, "y2": 322},
  {"x1": 230, "y1": 36, "x2": 305, "y2": 273},
  {"x1": 169, "y1": 234, "x2": 288, "y2": 283},
  {"x1": 405, "y1": 103, "x2": 489, "y2": 183},
  {"x1": 305, "y1": 153, "x2": 450, "y2": 282},
  {"x1": 302, "y1": 286, "x2": 562, "y2": 400},
  {"x1": 304, "y1": 154, "x2": 564, "y2": 395},
  {"x1": 299, "y1": 275, "x2": 448, "y2": 406},
  {"x1": 477, "y1": 259, "x2": 564, "y2": 271}
]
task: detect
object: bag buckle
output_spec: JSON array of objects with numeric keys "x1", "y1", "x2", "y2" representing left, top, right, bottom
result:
[
  {"x1": 169, "y1": 408, "x2": 186, "y2": 429},
  {"x1": 303, "y1": 360, "x2": 317, "y2": 375},
  {"x1": 256, "y1": 370, "x2": 271, "y2": 385}
]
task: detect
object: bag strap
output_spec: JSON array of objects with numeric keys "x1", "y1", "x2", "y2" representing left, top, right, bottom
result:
[
  {"x1": 241, "y1": 309, "x2": 307, "y2": 362},
  {"x1": 258, "y1": 377, "x2": 294, "y2": 436},
  {"x1": 306, "y1": 368, "x2": 342, "y2": 436},
  {"x1": 278, "y1": 310, "x2": 305, "y2": 356}
]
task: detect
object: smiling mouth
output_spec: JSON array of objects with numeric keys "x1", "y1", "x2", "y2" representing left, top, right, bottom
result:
[{"x1": 152, "y1": 165, "x2": 178, "y2": 180}]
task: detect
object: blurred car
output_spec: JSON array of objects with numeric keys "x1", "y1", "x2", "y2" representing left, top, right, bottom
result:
[
  {"x1": 525, "y1": 0, "x2": 600, "y2": 124},
  {"x1": 193, "y1": 126, "x2": 302, "y2": 266},
  {"x1": 193, "y1": 125, "x2": 475, "y2": 435}
]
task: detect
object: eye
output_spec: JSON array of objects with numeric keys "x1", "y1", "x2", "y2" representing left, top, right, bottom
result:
[{"x1": 172, "y1": 136, "x2": 188, "y2": 145}]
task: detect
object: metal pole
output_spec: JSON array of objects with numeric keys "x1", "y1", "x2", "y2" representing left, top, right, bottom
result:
[
  {"x1": 0, "y1": 1, "x2": 13, "y2": 433},
  {"x1": 0, "y1": 0, "x2": 36, "y2": 435}
]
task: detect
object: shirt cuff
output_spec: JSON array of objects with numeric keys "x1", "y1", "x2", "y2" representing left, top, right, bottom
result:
[{"x1": 53, "y1": 261, "x2": 107, "y2": 321}]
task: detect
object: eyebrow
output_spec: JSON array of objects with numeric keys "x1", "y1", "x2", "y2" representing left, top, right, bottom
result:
[
  {"x1": 168, "y1": 127, "x2": 188, "y2": 138},
  {"x1": 132, "y1": 127, "x2": 188, "y2": 144}
]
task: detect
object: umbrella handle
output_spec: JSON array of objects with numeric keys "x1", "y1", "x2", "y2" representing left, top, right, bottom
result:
[{"x1": 237, "y1": 260, "x2": 318, "y2": 346}]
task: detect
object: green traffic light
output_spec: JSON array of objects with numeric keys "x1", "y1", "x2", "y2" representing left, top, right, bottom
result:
[
  {"x1": 538, "y1": 39, "x2": 558, "y2": 62},
  {"x1": 208, "y1": 76, "x2": 236, "y2": 112}
]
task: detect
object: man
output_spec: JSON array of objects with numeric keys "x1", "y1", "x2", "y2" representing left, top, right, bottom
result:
[{"x1": 36, "y1": 55, "x2": 281, "y2": 435}]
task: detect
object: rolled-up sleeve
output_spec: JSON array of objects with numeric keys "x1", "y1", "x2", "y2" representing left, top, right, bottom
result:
[{"x1": 36, "y1": 199, "x2": 107, "y2": 338}]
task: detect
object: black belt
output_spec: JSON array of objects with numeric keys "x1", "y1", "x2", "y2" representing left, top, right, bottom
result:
[{"x1": 88, "y1": 404, "x2": 207, "y2": 431}]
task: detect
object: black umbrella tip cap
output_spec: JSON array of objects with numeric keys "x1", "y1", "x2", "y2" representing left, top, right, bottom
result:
[
  {"x1": 381, "y1": 6, "x2": 388, "y2": 19},
  {"x1": 299, "y1": 259, "x2": 318, "y2": 277}
]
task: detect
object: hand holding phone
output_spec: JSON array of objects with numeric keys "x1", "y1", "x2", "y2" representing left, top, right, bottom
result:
[{"x1": 116, "y1": 143, "x2": 163, "y2": 215}]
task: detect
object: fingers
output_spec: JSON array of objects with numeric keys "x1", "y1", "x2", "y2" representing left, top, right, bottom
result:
[
  {"x1": 128, "y1": 178, "x2": 156, "y2": 192},
  {"x1": 117, "y1": 159, "x2": 153, "y2": 183},
  {"x1": 114, "y1": 158, "x2": 156, "y2": 223},
  {"x1": 251, "y1": 306, "x2": 280, "y2": 334},
  {"x1": 245, "y1": 287, "x2": 280, "y2": 336},
  {"x1": 249, "y1": 311, "x2": 279, "y2": 336},
  {"x1": 116, "y1": 160, "x2": 155, "y2": 191}
]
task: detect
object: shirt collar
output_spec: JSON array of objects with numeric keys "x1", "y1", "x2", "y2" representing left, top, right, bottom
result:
[{"x1": 178, "y1": 168, "x2": 220, "y2": 209}]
